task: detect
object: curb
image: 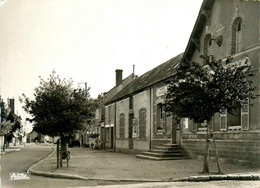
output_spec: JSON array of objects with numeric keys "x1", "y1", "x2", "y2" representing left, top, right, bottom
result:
[
  {"x1": 175, "y1": 173, "x2": 260, "y2": 182},
  {"x1": 27, "y1": 147, "x2": 55, "y2": 174}
]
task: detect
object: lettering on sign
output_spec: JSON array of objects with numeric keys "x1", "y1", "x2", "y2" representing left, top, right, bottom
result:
[{"x1": 156, "y1": 85, "x2": 168, "y2": 97}]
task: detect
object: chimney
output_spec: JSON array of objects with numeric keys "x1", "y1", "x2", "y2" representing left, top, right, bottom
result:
[{"x1": 115, "y1": 69, "x2": 123, "y2": 86}]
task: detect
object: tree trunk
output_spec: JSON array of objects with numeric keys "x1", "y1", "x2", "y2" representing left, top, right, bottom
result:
[
  {"x1": 57, "y1": 139, "x2": 60, "y2": 168},
  {"x1": 203, "y1": 127, "x2": 210, "y2": 174},
  {"x1": 3, "y1": 135, "x2": 6, "y2": 151},
  {"x1": 213, "y1": 138, "x2": 222, "y2": 174},
  {"x1": 60, "y1": 136, "x2": 64, "y2": 167},
  {"x1": 65, "y1": 143, "x2": 69, "y2": 168}
]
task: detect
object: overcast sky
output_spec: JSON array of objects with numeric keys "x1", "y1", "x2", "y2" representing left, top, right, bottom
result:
[{"x1": 0, "y1": 0, "x2": 202, "y2": 132}]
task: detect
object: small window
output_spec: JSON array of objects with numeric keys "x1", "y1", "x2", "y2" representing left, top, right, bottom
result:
[
  {"x1": 237, "y1": 21, "x2": 241, "y2": 32},
  {"x1": 204, "y1": 34, "x2": 212, "y2": 60}
]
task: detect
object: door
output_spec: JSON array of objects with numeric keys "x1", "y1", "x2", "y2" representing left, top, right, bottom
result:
[{"x1": 129, "y1": 114, "x2": 134, "y2": 150}]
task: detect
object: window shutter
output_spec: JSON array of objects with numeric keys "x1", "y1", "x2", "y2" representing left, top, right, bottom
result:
[
  {"x1": 220, "y1": 109, "x2": 227, "y2": 131},
  {"x1": 139, "y1": 109, "x2": 146, "y2": 139},
  {"x1": 241, "y1": 100, "x2": 249, "y2": 130}
]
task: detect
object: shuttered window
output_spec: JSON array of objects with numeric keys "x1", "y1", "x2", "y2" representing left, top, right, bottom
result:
[
  {"x1": 139, "y1": 108, "x2": 146, "y2": 139},
  {"x1": 119, "y1": 113, "x2": 125, "y2": 139}
]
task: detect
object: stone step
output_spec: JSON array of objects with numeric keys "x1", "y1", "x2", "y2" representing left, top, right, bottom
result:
[
  {"x1": 163, "y1": 144, "x2": 179, "y2": 148},
  {"x1": 148, "y1": 149, "x2": 184, "y2": 153},
  {"x1": 141, "y1": 151, "x2": 188, "y2": 158},
  {"x1": 155, "y1": 146, "x2": 183, "y2": 151},
  {"x1": 136, "y1": 154, "x2": 190, "y2": 161}
]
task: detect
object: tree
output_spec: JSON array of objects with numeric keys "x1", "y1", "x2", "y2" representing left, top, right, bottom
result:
[
  {"x1": 20, "y1": 71, "x2": 96, "y2": 167},
  {"x1": 165, "y1": 55, "x2": 257, "y2": 173},
  {"x1": 0, "y1": 102, "x2": 21, "y2": 150}
]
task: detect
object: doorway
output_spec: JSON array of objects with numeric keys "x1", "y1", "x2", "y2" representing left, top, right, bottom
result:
[{"x1": 129, "y1": 114, "x2": 134, "y2": 150}]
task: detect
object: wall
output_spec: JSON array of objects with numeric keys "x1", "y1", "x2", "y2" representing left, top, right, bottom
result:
[
  {"x1": 115, "y1": 98, "x2": 130, "y2": 150},
  {"x1": 132, "y1": 90, "x2": 151, "y2": 151}
]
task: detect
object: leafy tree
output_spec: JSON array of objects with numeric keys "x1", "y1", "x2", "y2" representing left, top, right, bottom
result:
[
  {"x1": 20, "y1": 71, "x2": 96, "y2": 167},
  {"x1": 165, "y1": 55, "x2": 257, "y2": 173},
  {"x1": 0, "y1": 102, "x2": 21, "y2": 150}
]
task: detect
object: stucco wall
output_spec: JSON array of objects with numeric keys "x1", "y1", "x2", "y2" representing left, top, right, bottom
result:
[
  {"x1": 133, "y1": 140, "x2": 150, "y2": 151},
  {"x1": 133, "y1": 90, "x2": 151, "y2": 139},
  {"x1": 116, "y1": 139, "x2": 128, "y2": 149}
]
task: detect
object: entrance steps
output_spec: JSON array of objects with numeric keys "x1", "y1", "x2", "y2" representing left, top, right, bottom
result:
[{"x1": 136, "y1": 144, "x2": 190, "y2": 161}]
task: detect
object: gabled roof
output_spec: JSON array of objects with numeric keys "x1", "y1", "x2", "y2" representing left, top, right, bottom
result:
[
  {"x1": 106, "y1": 53, "x2": 183, "y2": 105},
  {"x1": 182, "y1": 0, "x2": 215, "y2": 62}
]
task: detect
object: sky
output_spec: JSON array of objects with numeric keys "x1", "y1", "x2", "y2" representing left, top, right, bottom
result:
[{"x1": 0, "y1": 0, "x2": 202, "y2": 132}]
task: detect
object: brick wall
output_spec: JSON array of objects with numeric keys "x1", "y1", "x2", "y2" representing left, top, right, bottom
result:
[{"x1": 182, "y1": 132, "x2": 260, "y2": 166}]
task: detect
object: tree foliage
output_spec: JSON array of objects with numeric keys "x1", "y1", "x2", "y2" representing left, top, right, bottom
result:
[
  {"x1": 165, "y1": 55, "x2": 257, "y2": 123},
  {"x1": 20, "y1": 71, "x2": 97, "y2": 137},
  {"x1": 1, "y1": 101, "x2": 21, "y2": 134}
]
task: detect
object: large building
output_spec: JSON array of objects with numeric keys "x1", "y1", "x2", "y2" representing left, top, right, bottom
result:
[
  {"x1": 102, "y1": 0, "x2": 260, "y2": 165},
  {"x1": 180, "y1": 0, "x2": 260, "y2": 165}
]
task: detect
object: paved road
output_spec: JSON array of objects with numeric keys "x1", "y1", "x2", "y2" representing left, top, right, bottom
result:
[{"x1": 1, "y1": 145, "x2": 133, "y2": 188}]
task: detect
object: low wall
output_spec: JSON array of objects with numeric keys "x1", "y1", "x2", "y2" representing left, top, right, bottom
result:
[{"x1": 182, "y1": 131, "x2": 260, "y2": 166}]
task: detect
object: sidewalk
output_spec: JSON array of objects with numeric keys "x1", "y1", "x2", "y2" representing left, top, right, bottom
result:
[{"x1": 30, "y1": 147, "x2": 260, "y2": 182}]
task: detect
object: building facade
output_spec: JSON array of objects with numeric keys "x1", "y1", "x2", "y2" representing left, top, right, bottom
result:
[
  {"x1": 102, "y1": 0, "x2": 260, "y2": 165},
  {"x1": 180, "y1": 0, "x2": 260, "y2": 165}
]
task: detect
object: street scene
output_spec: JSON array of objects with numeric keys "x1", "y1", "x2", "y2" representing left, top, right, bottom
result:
[{"x1": 1, "y1": 0, "x2": 260, "y2": 187}]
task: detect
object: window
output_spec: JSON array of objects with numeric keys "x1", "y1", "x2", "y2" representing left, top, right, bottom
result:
[
  {"x1": 157, "y1": 103, "x2": 165, "y2": 132},
  {"x1": 220, "y1": 100, "x2": 249, "y2": 131},
  {"x1": 231, "y1": 17, "x2": 243, "y2": 55},
  {"x1": 204, "y1": 34, "x2": 212, "y2": 59},
  {"x1": 119, "y1": 113, "x2": 125, "y2": 139},
  {"x1": 227, "y1": 102, "x2": 241, "y2": 127},
  {"x1": 139, "y1": 108, "x2": 146, "y2": 139}
]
